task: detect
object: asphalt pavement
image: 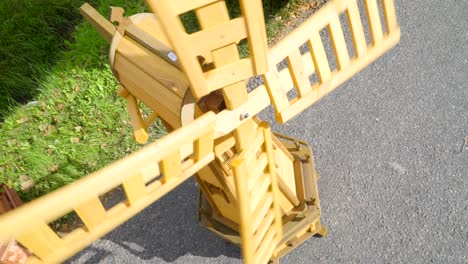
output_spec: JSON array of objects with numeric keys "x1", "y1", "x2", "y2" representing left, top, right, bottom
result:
[{"x1": 70, "y1": 0, "x2": 467, "y2": 263}]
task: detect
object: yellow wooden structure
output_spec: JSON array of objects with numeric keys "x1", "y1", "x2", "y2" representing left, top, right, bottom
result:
[{"x1": 0, "y1": 0, "x2": 400, "y2": 263}]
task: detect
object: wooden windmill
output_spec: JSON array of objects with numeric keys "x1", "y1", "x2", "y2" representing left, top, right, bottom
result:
[{"x1": 0, "y1": 0, "x2": 400, "y2": 263}]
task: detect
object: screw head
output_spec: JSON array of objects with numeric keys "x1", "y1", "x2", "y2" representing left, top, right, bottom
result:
[{"x1": 240, "y1": 111, "x2": 250, "y2": 120}]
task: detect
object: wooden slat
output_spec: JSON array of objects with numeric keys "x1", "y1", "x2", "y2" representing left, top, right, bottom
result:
[
  {"x1": 125, "y1": 23, "x2": 181, "y2": 69},
  {"x1": 123, "y1": 173, "x2": 147, "y2": 205},
  {"x1": 251, "y1": 193, "x2": 273, "y2": 232},
  {"x1": 346, "y1": 1, "x2": 368, "y2": 58},
  {"x1": 278, "y1": 68, "x2": 294, "y2": 93},
  {"x1": 114, "y1": 55, "x2": 182, "y2": 119},
  {"x1": 16, "y1": 223, "x2": 64, "y2": 260},
  {"x1": 271, "y1": 134, "x2": 295, "y2": 162},
  {"x1": 252, "y1": 211, "x2": 276, "y2": 248},
  {"x1": 255, "y1": 239, "x2": 277, "y2": 264},
  {"x1": 171, "y1": 0, "x2": 218, "y2": 14},
  {"x1": 293, "y1": 159, "x2": 306, "y2": 209},
  {"x1": 141, "y1": 162, "x2": 161, "y2": 184},
  {"x1": 189, "y1": 18, "x2": 247, "y2": 55},
  {"x1": 160, "y1": 151, "x2": 182, "y2": 182},
  {"x1": 234, "y1": 120, "x2": 259, "y2": 151},
  {"x1": 262, "y1": 124, "x2": 284, "y2": 235},
  {"x1": 308, "y1": 32, "x2": 331, "y2": 83},
  {"x1": 132, "y1": 15, "x2": 172, "y2": 49},
  {"x1": 382, "y1": 0, "x2": 398, "y2": 33},
  {"x1": 277, "y1": 176, "x2": 300, "y2": 207},
  {"x1": 232, "y1": 158, "x2": 254, "y2": 259},
  {"x1": 115, "y1": 72, "x2": 181, "y2": 128},
  {"x1": 214, "y1": 133, "x2": 236, "y2": 156},
  {"x1": 194, "y1": 130, "x2": 215, "y2": 161},
  {"x1": 239, "y1": 0, "x2": 268, "y2": 74},
  {"x1": 264, "y1": 71, "x2": 290, "y2": 112},
  {"x1": 255, "y1": 226, "x2": 277, "y2": 259},
  {"x1": 237, "y1": 129, "x2": 264, "y2": 162},
  {"x1": 125, "y1": 94, "x2": 149, "y2": 144},
  {"x1": 328, "y1": 15, "x2": 350, "y2": 69},
  {"x1": 117, "y1": 37, "x2": 188, "y2": 98},
  {"x1": 364, "y1": 0, "x2": 384, "y2": 45},
  {"x1": 244, "y1": 155, "x2": 262, "y2": 183},
  {"x1": 249, "y1": 175, "x2": 271, "y2": 211},
  {"x1": 75, "y1": 196, "x2": 107, "y2": 230},
  {"x1": 302, "y1": 158, "x2": 321, "y2": 209},
  {"x1": 204, "y1": 58, "x2": 254, "y2": 91},
  {"x1": 248, "y1": 153, "x2": 269, "y2": 191},
  {"x1": 79, "y1": 3, "x2": 115, "y2": 44},
  {"x1": 287, "y1": 50, "x2": 312, "y2": 97}
]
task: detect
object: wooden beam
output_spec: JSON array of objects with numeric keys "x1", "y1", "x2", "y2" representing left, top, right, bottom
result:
[{"x1": 80, "y1": 3, "x2": 115, "y2": 43}]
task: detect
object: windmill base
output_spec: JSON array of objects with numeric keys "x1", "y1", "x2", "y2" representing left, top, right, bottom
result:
[{"x1": 197, "y1": 134, "x2": 327, "y2": 263}]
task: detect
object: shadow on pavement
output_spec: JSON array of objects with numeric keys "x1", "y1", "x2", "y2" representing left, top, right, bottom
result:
[{"x1": 68, "y1": 178, "x2": 240, "y2": 263}]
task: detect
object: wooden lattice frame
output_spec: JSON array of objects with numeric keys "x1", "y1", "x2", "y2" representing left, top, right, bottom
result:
[
  {"x1": 145, "y1": 0, "x2": 268, "y2": 98},
  {"x1": 265, "y1": 0, "x2": 400, "y2": 123},
  {"x1": 232, "y1": 122, "x2": 283, "y2": 264},
  {"x1": 0, "y1": 112, "x2": 216, "y2": 263}
]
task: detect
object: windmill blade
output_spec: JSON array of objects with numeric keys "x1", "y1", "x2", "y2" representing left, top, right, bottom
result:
[
  {"x1": 265, "y1": 0, "x2": 400, "y2": 124},
  {"x1": 0, "y1": 112, "x2": 217, "y2": 263},
  {"x1": 232, "y1": 122, "x2": 283, "y2": 264},
  {"x1": 145, "y1": 0, "x2": 268, "y2": 99}
]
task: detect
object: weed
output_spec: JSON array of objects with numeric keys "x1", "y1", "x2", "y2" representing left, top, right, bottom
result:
[
  {"x1": 0, "y1": 0, "x2": 154, "y2": 201},
  {"x1": 0, "y1": 0, "x2": 85, "y2": 119}
]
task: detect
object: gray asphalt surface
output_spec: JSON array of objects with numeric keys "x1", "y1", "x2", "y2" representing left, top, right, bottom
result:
[{"x1": 70, "y1": 0, "x2": 467, "y2": 263}]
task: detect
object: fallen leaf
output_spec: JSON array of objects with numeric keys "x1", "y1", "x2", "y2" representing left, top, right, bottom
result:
[
  {"x1": 16, "y1": 117, "x2": 28, "y2": 124},
  {"x1": 45, "y1": 125, "x2": 56, "y2": 135},
  {"x1": 19, "y1": 175, "x2": 28, "y2": 182},
  {"x1": 19, "y1": 175, "x2": 34, "y2": 191},
  {"x1": 21, "y1": 181, "x2": 34, "y2": 191},
  {"x1": 50, "y1": 165, "x2": 59, "y2": 172},
  {"x1": 57, "y1": 104, "x2": 64, "y2": 110}
]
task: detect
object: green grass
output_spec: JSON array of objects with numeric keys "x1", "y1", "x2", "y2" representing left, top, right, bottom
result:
[
  {"x1": 0, "y1": 0, "x2": 317, "y2": 201},
  {"x1": 0, "y1": 0, "x2": 85, "y2": 120},
  {"x1": 0, "y1": 0, "x2": 162, "y2": 201}
]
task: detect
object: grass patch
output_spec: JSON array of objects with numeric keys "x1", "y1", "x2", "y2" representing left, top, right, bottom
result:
[
  {"x1": 0, "y1": 0, "x2": 162, "y2": 201},
  {"x1": 0, "y1": 0, "x2": 85, "y2": 120},
  {"x1": 0, "y1": 0, "x2": 319, "y2": 201}
]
